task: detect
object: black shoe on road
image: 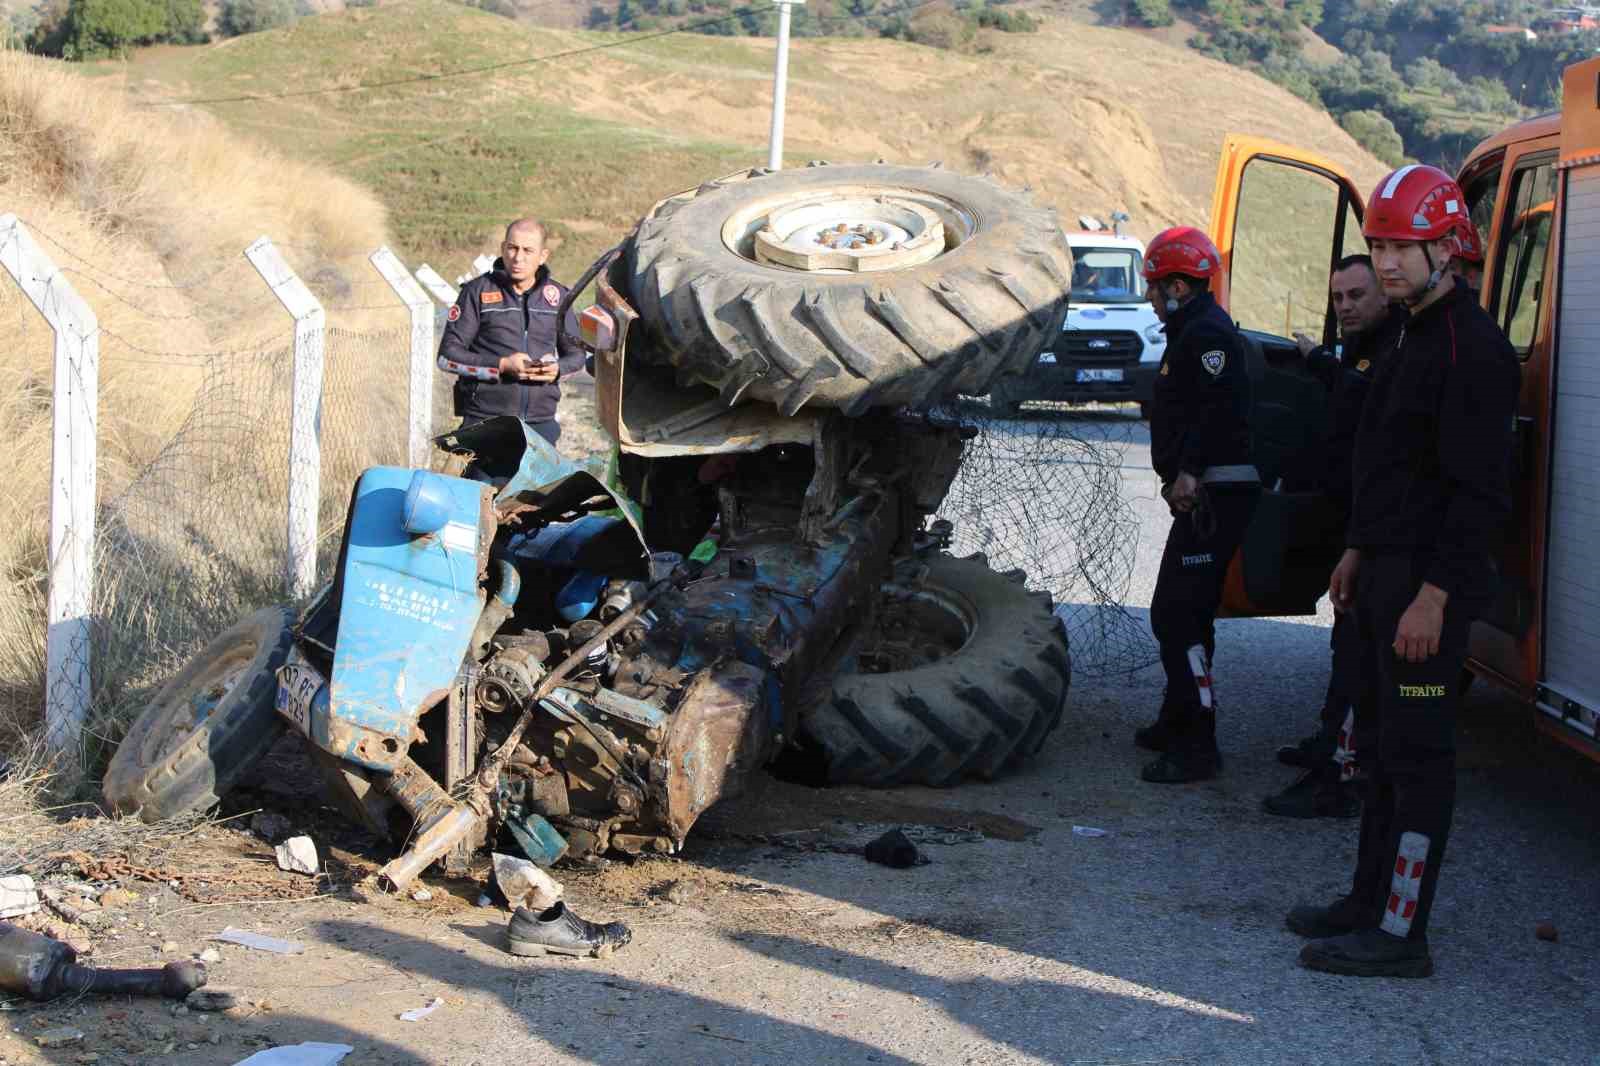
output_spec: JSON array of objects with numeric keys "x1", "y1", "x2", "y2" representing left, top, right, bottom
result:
[
  {"x1": 1285, "y1": 895, "x2": 1370, "y2": 939},
  {"x1": 507, "y1": 901, "x2": 632, "y2": 958},
  {"x1": 1262, "y1": 771, "x2": 1360, "y2": 819},
  {"x1": 1140, "y1": 747, "x2": 1221, "y2": 783},
  {"x1": 1299, "y1": 928, "x2": 1433, "y2": 978}
]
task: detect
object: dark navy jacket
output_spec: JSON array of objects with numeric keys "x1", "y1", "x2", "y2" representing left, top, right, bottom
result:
[
  {"x1": 1149, "y1": 291, "x2": 1254, "y2": 485},
  {"x1": 1305, "y1": 305, "x2": 1406, "y2": 517},
  {"x1": 1347, "y1": 281, "x2": 1520, "y2": 603},
  {"x1": 437, "y1": 261, "x2": 585, "y2": 423}
]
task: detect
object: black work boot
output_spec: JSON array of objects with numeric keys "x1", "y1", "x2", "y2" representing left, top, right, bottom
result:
[
  {"x1": 507, "y1": 902, "x2": 632, "y2": 958},
  {"x1": 1285, "y1": 895, "x2": 1370, "y2": 939},
  {"x1": 1262, "y1": 770, "x2": 1361, "y2": 819},
  {"x1": 1299, "y1": 929, "x2": 1433, "y2": 978}
]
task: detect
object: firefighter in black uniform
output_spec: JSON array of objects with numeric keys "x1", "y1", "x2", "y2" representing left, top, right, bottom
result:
[
  {"x1": 1136, "y1": 226, "x2": 1261, "y2": 784},
  {"x1": 1265, "y1": 254, "x2": 1406, "y2": 820},
  {"x1": 436, "y1": 218, "x2": 585, "y2": 448},
  {"x1": 1289, "y1": 165, "x2": 1519, "y2": 979}
]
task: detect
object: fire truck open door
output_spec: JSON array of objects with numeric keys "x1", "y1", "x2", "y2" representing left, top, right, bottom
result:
[{"x1": 1206, "y1": 135, "x2": 1369, "y2": 617}]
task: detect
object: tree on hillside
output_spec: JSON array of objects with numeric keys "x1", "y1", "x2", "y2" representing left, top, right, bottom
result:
[
  {"x1": 48, "y1": 0, "x2": 167, "y2": 58},
  {"x1": 216, "y1": 0, "x2": 292, "y2": 35},
  {"x1": 1341, "y1": 108, "x2": 1406, "y2": 166},
  {"x1": 1132, "y1": 0, "x2": 1173, "y2": 27}
]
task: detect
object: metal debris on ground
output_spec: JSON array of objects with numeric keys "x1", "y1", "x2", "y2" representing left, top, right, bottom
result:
[
  {"x1": 863, "y1": 829, "x2": 926, "y2": 869},
  {"x1": 41, "y1": 848, "x2": 337, "y2": 905},
  {"x1": 34, "y1": 1026, "x2": 85, "y2": 1048},
  {"x1": 0, "y1": 921, "x2": 207, "y2": 1002},
  {"x1": 187, "y1": 986, "x2": 240, "y2": 1011},
  {"x1": 1071, "y1": 825, "x2": 1112, "y2": 838},
  {"x1": 210, "y1": 928, "x2": 305, "y2": 955},
  {"x1": 398, "y1": 996, "x2": 444, "y2": 1022}
]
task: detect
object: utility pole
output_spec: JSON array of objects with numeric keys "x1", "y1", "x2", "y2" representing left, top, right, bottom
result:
[{"x1": 767, "y1": 0, "x2": 805, "y2": 170}]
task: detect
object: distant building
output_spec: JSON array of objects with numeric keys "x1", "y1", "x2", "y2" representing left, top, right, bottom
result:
[
  {"x1": 1484, "y1": 23, "x2": 1539, "y2": 40},
  {"x1": 1534, "y1": 13, "x2": 1598, "y2": 32}
]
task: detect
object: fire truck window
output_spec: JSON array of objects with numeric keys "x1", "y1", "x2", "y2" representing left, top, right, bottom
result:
[
  {"x1": 1492, "y1": 158, "x2": 1556, "y2": 358},
  {"x1": 1466, "y1": 166, "x2": 1500, "y2": 245},
  {"x1": 1339, "y1": 198, "x2": 1366, "y2": 259},
  {"x1": 1230, "y1": 158, "x2": 1342, "y2": 340}
]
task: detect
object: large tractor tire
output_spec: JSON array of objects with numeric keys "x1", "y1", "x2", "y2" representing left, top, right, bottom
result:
[
  {"x1": 103, "y1": 605, "x2": 294, "y2": 822},
  {"x1": 626, "y1": 163, "x2": 1073, "y2": 415},
  {"x1": 800, "y1": 554, "x2": 1071, "y2": 787}
]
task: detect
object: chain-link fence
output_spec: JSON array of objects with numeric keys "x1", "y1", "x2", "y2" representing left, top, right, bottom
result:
[{"x1": 938, "y1": 398, "x2": 1154, "y2": 679}]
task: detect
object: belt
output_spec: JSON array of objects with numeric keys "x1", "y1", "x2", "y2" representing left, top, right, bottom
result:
[{"x1": 1201, "y1": 464, "x2": 1260, "y2": 484}]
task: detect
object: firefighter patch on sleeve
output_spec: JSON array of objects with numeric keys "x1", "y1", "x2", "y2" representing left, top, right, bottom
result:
[
  {"x1": 1356, "y1": 358, "x2": 1372, "y2": 373},
  {"x1": 543, "y1": 283, "x2": 561, "y2": 306},
  {"x1": 1200, "y1": 350, "x2": 1226, "y2": 376},
  {"x1": 447, "y1": 304, "x2": 461, "y2": 322},
  {"x1": 479, "y1": 290, "x2": 503, "y2": 305}
]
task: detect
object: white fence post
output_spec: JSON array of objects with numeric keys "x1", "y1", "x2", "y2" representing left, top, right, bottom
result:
[
  {"x1": 245, "y1": 237, "x2": 324, "y2": 600},
  {"x1": 369, "y1": 247, "x2": 434, "y2": 469},
  {"x1": 455, "y1": 255, "x2": 494, "y2": 287},
  {"x1": 414, "y1": 264, "x2": 459, "y2": 307},
  {"x1": 0, "y1": 216, "x2": 98, "y2": 751}
]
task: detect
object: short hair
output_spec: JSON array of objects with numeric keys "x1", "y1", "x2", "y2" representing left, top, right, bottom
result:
[
  {"x1": 1166, "y1": 273, "x2": 1209, "y2": 293},
  {"x1": 504, "y1": 218, "x2": 547, "y2": 247},
  {"x1": 1332, "y1": 254, "x2": 1376, "y2": 281}
]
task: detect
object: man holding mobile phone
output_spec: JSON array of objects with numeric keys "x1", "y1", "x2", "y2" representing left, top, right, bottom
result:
[{"x1": 437, "y1": 217, "x2": 586, "y2": 448}]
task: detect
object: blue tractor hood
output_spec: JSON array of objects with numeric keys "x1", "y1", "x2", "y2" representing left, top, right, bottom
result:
[{"x1": 322, "y1": 418, "x2": 647, "y2": 771}]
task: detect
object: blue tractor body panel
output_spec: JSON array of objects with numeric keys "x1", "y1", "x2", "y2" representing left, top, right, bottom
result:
[{"x1": 322, "y1": 467, "x2": 488, "y2": 770}]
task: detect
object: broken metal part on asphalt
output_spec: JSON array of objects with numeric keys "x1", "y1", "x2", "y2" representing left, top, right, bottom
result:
[{"x1": 0, "y1": 921, "x2": 207, "y2": 1002}]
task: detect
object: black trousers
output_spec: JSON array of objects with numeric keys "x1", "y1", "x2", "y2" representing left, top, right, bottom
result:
[
  {"x1": 1149, "y1": 483, "x2": 1260, "y2": 747},
  {"x1": 1347, "y1": 553, "x2": 1476, "y2": 941},
  {"x1": 1307, "y1": 610, "x2": 1362, "y2": 776}
]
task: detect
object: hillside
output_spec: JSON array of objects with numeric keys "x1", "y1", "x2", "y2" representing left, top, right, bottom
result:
[
  {"x1": 0, "y1": 50, "x2": 400, "y2": 755},
  {"x1": 106, "y1": 0, "x2": 1388, "y2": 277}
]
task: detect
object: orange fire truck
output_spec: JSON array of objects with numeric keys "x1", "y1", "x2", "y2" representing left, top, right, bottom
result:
[{"x1": 1204, "y1": 56, "x2": 1595, "y2": 760}]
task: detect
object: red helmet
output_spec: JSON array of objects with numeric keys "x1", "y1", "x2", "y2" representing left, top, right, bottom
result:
[
  {"x1": 1363, "y1": 164, "x2": 1469, "y2": 244},
  {"x1": 1451, "y1": 218, "x2": 1484, "y2": 264},
  {"x1": 1142, "y1": 226, "x2": 1221, "y2": 282}
]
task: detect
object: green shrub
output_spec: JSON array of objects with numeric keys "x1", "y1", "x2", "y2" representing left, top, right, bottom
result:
[
  {"x1": 216, "y1": 0, "x2": 292, "y2": 35},
  {"x1": 1340, "y1": 108, "x2": 1405, "y2": 167},
  {"x1": 1132, "y1": 0, "x2": 1172, "y2": 27}
]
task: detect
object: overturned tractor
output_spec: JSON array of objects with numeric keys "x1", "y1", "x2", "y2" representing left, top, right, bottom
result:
[{"x1": 103, "y1": 163, "x2": 1074, "y2": 887}]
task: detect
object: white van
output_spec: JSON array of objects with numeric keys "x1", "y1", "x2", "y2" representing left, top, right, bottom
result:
[{"x1": 991, "y1": 231, "x2": 1164, "y2": 417}]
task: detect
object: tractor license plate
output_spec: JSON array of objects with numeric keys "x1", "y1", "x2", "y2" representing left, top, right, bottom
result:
[
  {"x1": 275, "y1": 648, "x2": 325, "y2": 737},
  {"x1": 1075, "y1": 367, "x2": 1122, "y2": 382}
]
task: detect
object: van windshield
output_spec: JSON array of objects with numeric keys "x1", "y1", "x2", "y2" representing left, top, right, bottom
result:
[{"x1": 1071, "y1": 247, "x2": 1146, "y2": 304}]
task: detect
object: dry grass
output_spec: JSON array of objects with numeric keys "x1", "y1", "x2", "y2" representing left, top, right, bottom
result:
[{"x1": 0, "y1": 52, "x2": 405, "y2": 784}]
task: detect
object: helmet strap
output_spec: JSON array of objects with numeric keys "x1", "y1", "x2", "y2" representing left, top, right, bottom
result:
[{"x1": 1404, "y1": 243, "x2": 1445, "y2": 307}]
